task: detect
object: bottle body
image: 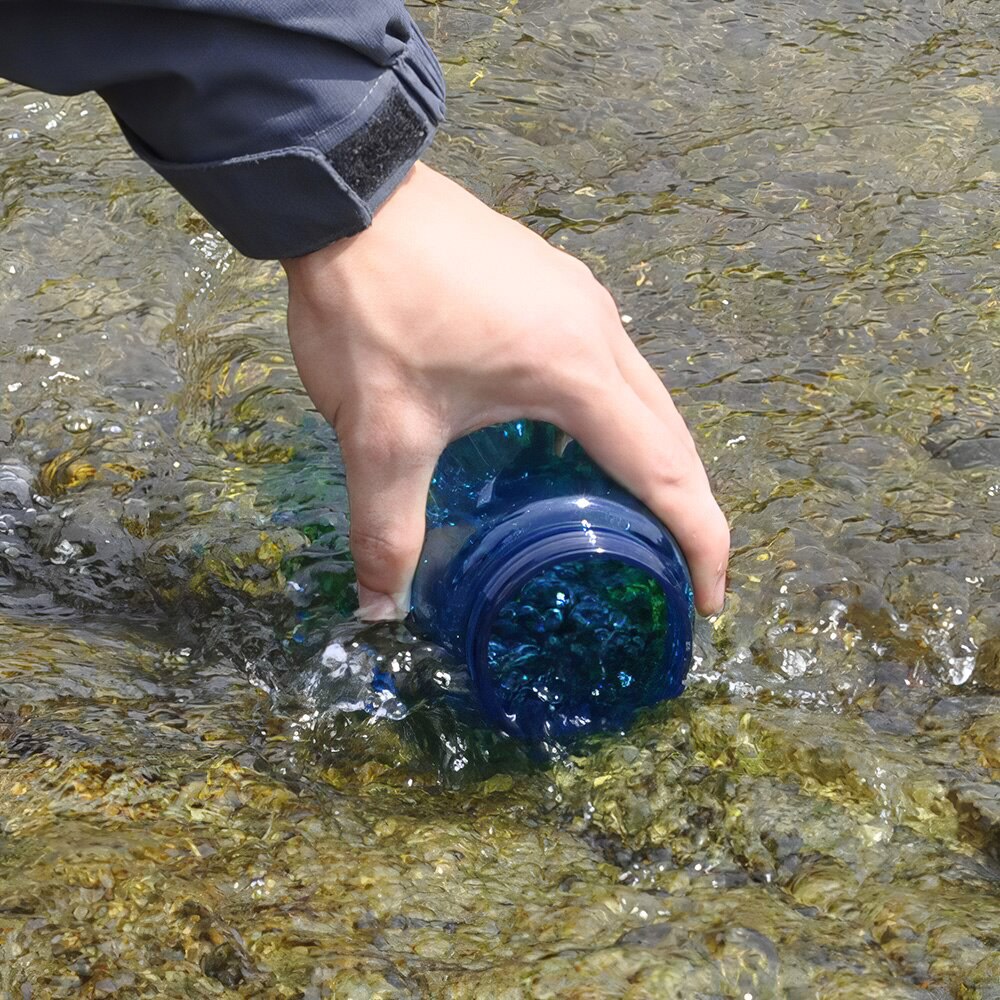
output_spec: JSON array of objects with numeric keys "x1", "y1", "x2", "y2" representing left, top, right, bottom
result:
[{"x1": 410, "y1": 421, "x2": 694, "y2": 741}]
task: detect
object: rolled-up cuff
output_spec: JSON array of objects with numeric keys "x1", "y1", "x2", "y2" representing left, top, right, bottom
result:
[{"x1": 115, "y1": 26, "x2": 445, "y2": 260}]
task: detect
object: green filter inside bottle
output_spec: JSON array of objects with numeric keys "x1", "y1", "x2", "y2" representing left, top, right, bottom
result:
[{"x1": 484, "y1": 557, "x2": 668, "y2": 737}]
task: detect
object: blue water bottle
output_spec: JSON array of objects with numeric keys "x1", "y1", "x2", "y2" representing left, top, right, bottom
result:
[{"x1": 409, "y1": 421, "x2": 695, "y2": 741}]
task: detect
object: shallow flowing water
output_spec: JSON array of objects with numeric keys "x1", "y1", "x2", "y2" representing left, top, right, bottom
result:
[{"x1": 1, "y1": 1, "x2": 999, "y2": 996}]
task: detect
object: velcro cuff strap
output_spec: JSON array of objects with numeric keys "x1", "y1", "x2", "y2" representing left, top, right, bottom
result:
[{"x1": 327, "y1": 86, "x2": 429, "y2": 203}]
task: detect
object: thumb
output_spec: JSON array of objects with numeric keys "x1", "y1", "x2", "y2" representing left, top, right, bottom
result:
[{"x1": 340, "y1": 419, "x2": 441, "y2": 621}]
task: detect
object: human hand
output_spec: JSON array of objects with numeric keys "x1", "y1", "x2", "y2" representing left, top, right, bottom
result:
[{"x1": 281, "y1": 163, "x2": 729, "y2": 620}]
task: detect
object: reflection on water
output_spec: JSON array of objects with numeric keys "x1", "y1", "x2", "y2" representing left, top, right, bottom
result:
[{"x1": 1, "y1": 0, "x2": 999, "y2": 994}]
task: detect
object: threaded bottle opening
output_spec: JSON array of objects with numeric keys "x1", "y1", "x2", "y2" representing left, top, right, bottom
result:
[{"x1": 465, "y1": 529, "x2": 692, "y2": 741}]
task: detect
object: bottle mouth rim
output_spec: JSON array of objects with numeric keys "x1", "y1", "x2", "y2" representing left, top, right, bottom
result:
[{"x1": 463, "y1": 524, "x2": 693, "y2": 740}]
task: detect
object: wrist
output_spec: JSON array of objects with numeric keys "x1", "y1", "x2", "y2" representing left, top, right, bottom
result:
[{"x1": 280, "y1": 163, "x2": 422, "y2": 288}]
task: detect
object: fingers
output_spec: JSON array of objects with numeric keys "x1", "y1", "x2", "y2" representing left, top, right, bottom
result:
[
  {"x1": 556, "y1": 363, "x2": 729, "y2": 616},
  {"x1": 339, "y1": 416, "x2": 442, "y2": 621}
]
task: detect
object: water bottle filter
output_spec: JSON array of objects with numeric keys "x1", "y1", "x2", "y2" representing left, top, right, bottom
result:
[{"x1": 410, "y1": 421, "x2": 695, "y2": 741}]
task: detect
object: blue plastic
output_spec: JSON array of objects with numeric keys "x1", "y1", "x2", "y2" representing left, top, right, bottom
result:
[{"x1": 409, "y1": 421, "x2": 695, "y2": 741}]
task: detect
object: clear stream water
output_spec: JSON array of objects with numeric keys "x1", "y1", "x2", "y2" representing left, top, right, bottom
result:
[{"x1": 1, "y1": 1, "x2": 999, "y2": 996}]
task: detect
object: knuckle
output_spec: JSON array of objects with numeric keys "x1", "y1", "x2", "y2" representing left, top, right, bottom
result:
[
  {"x1": 563, "y1": 264, "x2": 620, "y2": 322},
  {"x1": 556, "y1": 250, "x2": 596, "y2": 283},
  {"x1": 591, "y1": 282, "x2": 621, "y2": 319},
  {"x1": 643, "y1": 465, "x2": 689, "y2": 504}
]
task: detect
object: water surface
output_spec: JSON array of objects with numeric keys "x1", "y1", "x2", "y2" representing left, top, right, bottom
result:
[{"x1": 1, "y1": 0, "x2": 999, "y2": 995}]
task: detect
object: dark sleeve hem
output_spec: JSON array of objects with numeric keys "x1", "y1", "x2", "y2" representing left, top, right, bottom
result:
[{"x1": 115, "y1": 25, "x2": 446, "y2": 260}]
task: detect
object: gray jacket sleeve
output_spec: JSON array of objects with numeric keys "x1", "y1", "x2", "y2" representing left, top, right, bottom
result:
[{"x1": 0, "y1": 1, "x2": 446, "y2": 258}]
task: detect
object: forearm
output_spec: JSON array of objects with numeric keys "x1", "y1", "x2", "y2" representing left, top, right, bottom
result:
[{"x1": 0, "y1": 0, "x2": 446, "y2": 258}]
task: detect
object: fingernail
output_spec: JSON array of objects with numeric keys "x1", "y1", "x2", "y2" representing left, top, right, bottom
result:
[{"x1": 357, "y1": 587, "x2": 407, "y2": 622}]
